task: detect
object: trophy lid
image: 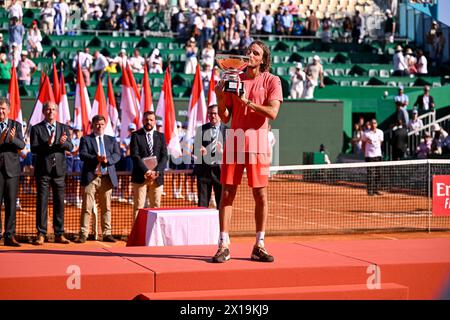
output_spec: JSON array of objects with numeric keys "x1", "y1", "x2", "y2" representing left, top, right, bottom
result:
[{"x1": 215, "y1": 54, "x2": 249, "y2": 72}]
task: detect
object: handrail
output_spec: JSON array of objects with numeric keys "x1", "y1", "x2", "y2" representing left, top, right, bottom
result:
[{"x1": 408, "y1": 113, "x2": 450, "y2": 136}]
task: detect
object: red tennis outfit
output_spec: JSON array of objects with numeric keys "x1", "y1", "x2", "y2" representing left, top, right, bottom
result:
[{"x1": 221, "y1": 71, "x2": 283, "y2": 187}]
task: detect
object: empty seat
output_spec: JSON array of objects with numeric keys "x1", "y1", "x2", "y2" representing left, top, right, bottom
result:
[
  {"x1": 379, "y1": 69, "x2": 390, "y2": 78},
  {"x1": 334, "y1": 68, "x2": 345, "y2": 76},
  {"x1": 368, "y1": 69, "x2": 378, "y2": 77}
]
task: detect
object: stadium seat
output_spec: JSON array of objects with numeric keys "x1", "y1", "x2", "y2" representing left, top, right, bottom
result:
[
  {"x1": 379, "y1": 69, "x2": 390, "y2": 78},
  {"x1": 387, "y1": 81, "x2": 397, "y2": 87},
  {"x1": 334, "y1": 68, "x2": 346, "y2": 76},
  {"x1": 368, "y1": 69, "x2": 378, "y2": 77}
]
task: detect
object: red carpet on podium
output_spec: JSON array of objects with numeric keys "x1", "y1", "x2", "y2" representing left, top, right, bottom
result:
[{"x1": 1, "y1": 239, "x2": 449, "y2": 300}]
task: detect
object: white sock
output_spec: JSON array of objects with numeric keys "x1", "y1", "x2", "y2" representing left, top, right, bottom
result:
[
  {"x1": 256, "y1": 231, "x2": 265, "y2": 248},
  {"x1": 219, "y1": 232, "x2": 230, "y2": 247}
]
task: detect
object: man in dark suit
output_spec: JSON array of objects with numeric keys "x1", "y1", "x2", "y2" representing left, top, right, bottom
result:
[
  {"x1": 130, "y1": 111, "x2": 168, "y2": 221},
  {"x1": 413, "y1": 86, "x2": 435, "y2": 113},
  {"x1": 391, "y1": 119, "x2": 409, "y2": 161},
  {"x1": 30, "y1": 101, "x2": 73, "y2": 245},
  {"x1": 75, "y1": 115, "x2": 121, "y2": 243},
  {"x1": 0, "y1": 98, "x2": 25, "y2": 247},
  {"x1": 193, "y1": 105, "x2": 227, "y2": 209}
]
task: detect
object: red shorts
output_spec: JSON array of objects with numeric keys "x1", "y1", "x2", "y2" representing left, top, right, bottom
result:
[{"x1": 221, "y1": 153, "x2": 270, "y2": 188}]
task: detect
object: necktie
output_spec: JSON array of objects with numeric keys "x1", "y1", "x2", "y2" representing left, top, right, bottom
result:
[
  {"x1": 147, "y1": 132, "x2": 153, "y2": 156},
  {"x1": 48, "y1": 124, "x2": 55, "y2": 145},
  {"x1": 98, "y1": 136, "x2": 107, "y2": 175},
  {"x1": 0, "y1": 122, "x2": 5, "y2": 132},
  {"x1": 210, "y1": 126, "x2": 217, "y2": 156}
]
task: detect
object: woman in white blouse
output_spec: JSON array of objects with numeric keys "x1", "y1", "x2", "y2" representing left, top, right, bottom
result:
[{"x1": 26, "y1": 20, "x2": 43, "y2": 59}]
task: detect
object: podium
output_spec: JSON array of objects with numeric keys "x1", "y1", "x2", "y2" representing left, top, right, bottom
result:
[{"x1": 127, "y1": 207, "x2": 220, "y2": 246}]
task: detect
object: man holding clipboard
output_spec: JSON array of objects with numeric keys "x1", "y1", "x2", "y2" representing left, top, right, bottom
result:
[{"x1": 130, "y1": 111, "x2": 168, "y2": 221}]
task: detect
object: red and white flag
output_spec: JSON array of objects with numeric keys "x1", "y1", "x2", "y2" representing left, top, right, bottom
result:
[
  {"x1": 73, "y1": 61, "x2": 92, "y2": 135},
  {"x1": 107, "y1": 73, "x2": 119, "y2": 134},
  {"x1": 7, "y1": 65, "x2": 23, "y2": 125},
  {"x1": 140, "y1": 63, "x2": 154, "y2": 119},
  {"x1": 57, "y1": 71, "x2": 71, "y2": 125},
  {"x1": 207, "y1": 68, "x2": 217, "y2": 108},
  {"x1": 52, "y1": 62, "x2": 60, "y2": 105},
  {"x1": 91, "y1": 80, "x2": 114, "y2": 136},
  {"x1": 156, "y1": 66, "x2": 181, "y2": 157},
  {"x1": 29, "y1": 74, "x2": 55, "y2": 126},
  {"x1": 120, "y1": 64, "x2": 140, "y2": 141},
  {"x1": 186, "y1": 63, "x2": 207, "y2": 141}
]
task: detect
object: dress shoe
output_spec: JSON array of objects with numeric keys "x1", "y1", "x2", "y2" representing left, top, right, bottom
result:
[
  {"x1": 4, "y1": 236, "x2": 21, "y2": 247},
  {"x1": 33, "y1": 234, "x2": 45, "y2": 246},
  {"x1": 55, "y1": 235, "x2": 70, "y2": 244},
  {"x1": 102, "y1": 235, "x2": 117, "y2": 243},
  {"x1": 74, "y1": 235, "x2": 87, "y2": 243}
]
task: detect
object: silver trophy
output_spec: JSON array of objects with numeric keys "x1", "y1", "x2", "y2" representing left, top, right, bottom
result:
[{"x1": 215, "y1": 54, "x2": 249, "y2": 95}]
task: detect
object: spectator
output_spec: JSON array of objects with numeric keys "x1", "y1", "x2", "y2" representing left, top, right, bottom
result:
[
  {"x1": 229, "y1": 30, "x2": 241, "y2": 51},
  {"x1": 426, "y1": 21, "x2": 438, "y2": 58},
  {"x1": 184, "y1": 37, "x2": 198, "y2": 74},
  {"x1": 292, "y1": 18, "x2": 305, "y2": 36},
  {"x1": 202, "y1": 9, "x2": 215, "y2": 45},
  {"x1": 384, "y1": 9, "x2": 396, "y2": 44},
  {"x1": 0, "y1": 53, "x2": 11, "y2": 85},
  {"x1": 17, "y1": 51, "x2": 36, "y2": 86},
  {"x1": 54, "y1": 0, "x2": 70, "y2": 35},
  {"x1": 393, "y1": 45, "x2": 408, "y2": 76},
  {"x1": 148, "y1": 48, "x2": 163, "y2": 74},
  {"x1": 352, "y1": 122, "x2": 364, "y2": 156},
  {"x1": 413, "y1": 85, "x2": 435, "y2": 112},
  {"x1": 120, "y1": 11, "x2": 135, "y2": 32},
  {"x1": 280, "y1": 10, "x2": 293, "y2": 35},
  {"x1": 104, "y1": 12, "x2": 118, "y2": 31},
  {"x1": 113, "y1": 48, "x2": 128, "y2": 68},
  {"x1": 408, "y1": 109, "x2": 424, "y2": 133},
  {"x1": 262, "y1": 9, "x2": 274, "y2": 35},
  {"x1": 72, "y1": 48, "x2": 93, "y2": 86},
  {"x1": 93, "y1": 50, "x2": 109, "y2": 84},
  {"x1": 431, "y1": 123, "x2": 448, "y2": 155},
  {"x1": 391, "y1": 119, "x2": 408, "y2": 160},
  {"x1": 201, "y1": 39, "x2": 215, "y2": 69},
  {"x1": 433, "y1": 31, "x2": 446, "y2": 66},
  {"x1": 251, "y1": 5, "x2": 264, "y2": 34},
  {"x1": 306, "y1": 10, "x2": 319, "y2": 36},
  {"x1": 405, "y1": 48, "x2": 417, "y2": 74},
  {"x1": 415, "y1": 49, "x2": 428, "y2": 76},
  {"x1": 136, "y1": 0, "x2": 150, "y2": 32},
  {"x1": 129, "y1": 48, "x2": 145, "y2": 74},
  {"x1": 321, "y1": 12, "x2": 333, "y2": 44},
  {"x1": 40, "y1": 2, "x2": 55, "y2": 35},
  {"x1": 0, "y1": 34, "x2": 7, "y2": 54},
  {"x1": 304, "y1": 55, "x2": 325, "y2": 99},
  {"x1": 416, "y1": 133, "x2": 432, "y2": 159},
  {"x1": 104, "y1": 0, "x2": 116, "y2": 19},
  {"x1": 8, "y1": 0, "x2": 23, "y2": 22},
  {"x1": 8, "y1": 16, "x2": 25, "y2": 55},
  {"x1": 342, "y1": 13, "x2": 352, "y2": 43},
  {"x1": 8, "y1": 42, "x2": 20, "y2": 68},
  {"x1": 289, "y1": 62, "x2": 305, "y2": 99},
  {"x1": 239, "y1": 30, "x2": 253, "y2": 51},
  {"x1": 351, "y1": 10, "x2": 362, "y2": 44},
  {"x1": 394, "y1": 86, "x2": 410, "y2": 125},
  {"x1": 26, "y1": 20, "x2": 43, "y2": 59},
  {"x1": 320, "y1": 144, "x2": 331, "y2": 164},
  {"x1": 287, "y1": 1, "x2": 299, "y2": 15},
  {"x1": 362, "y1": 118, "x2": 384, "y2": 196}
]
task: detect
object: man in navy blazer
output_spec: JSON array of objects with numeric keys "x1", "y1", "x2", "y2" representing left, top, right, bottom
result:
[
  {"x1": 130, "y1": 111, "x2": 168, "y2": 221},
  {"x1": 0, "y1": 98, "x2": 25, "y2": 247},
  {"x1": 75, "y1": 115, "x2": 121, "y2": 243},
  {"x1": 30, "y1": 101, "x2": 73, "y2": 245}
]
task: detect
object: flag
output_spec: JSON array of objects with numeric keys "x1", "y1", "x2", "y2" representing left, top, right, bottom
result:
[
  {"x1": 57, "y1": 71, "x2": 71, "y2": 125},
  {"x1": 29, "y1": 74, "x2": 55, "y2": 126},
  {"x1": 107, "y1": 73, "x2": 119, "y2": 134},
  {"x1": 91, "y1": 80, "x2": 114, "y2": 136},
  {"x1": 120, "y1": 64, "x2": 140, "y2": 141},
  {"x1": 7, "y1": 65, "x2": 22, "y2": 125},
  {"x1": 73, "y1": 61, "x2": 92, "y2": 135},
  {"x1": 186, "y1": 63, "x2": 207, "y2": 141},
  {"x1": 140, "y1": 63, "x2": 154, "y2": 118},
  {"x1": 156, "y1": 66, "x2": 181, "y2": 157},
  {"x1": 52, "y1": 62, "x2": 60, "y2": 105},
  {"x1": 207, "y1": 68, "x2": 217, "y2": 108}
]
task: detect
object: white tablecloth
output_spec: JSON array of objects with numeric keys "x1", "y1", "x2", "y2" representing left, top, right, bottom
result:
[{"x1": 127, "y1": 208, "x2": 220, "y2": 246}]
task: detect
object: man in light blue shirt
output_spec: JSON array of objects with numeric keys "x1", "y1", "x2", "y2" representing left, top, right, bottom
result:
[{"x1": 262, "y1": 10, "x2": 274, "y2": 34}]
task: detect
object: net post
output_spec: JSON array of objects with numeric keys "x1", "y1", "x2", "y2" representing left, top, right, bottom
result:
[{"x1": 427, "y1": 160, "x2": 431, "y2": 233}]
